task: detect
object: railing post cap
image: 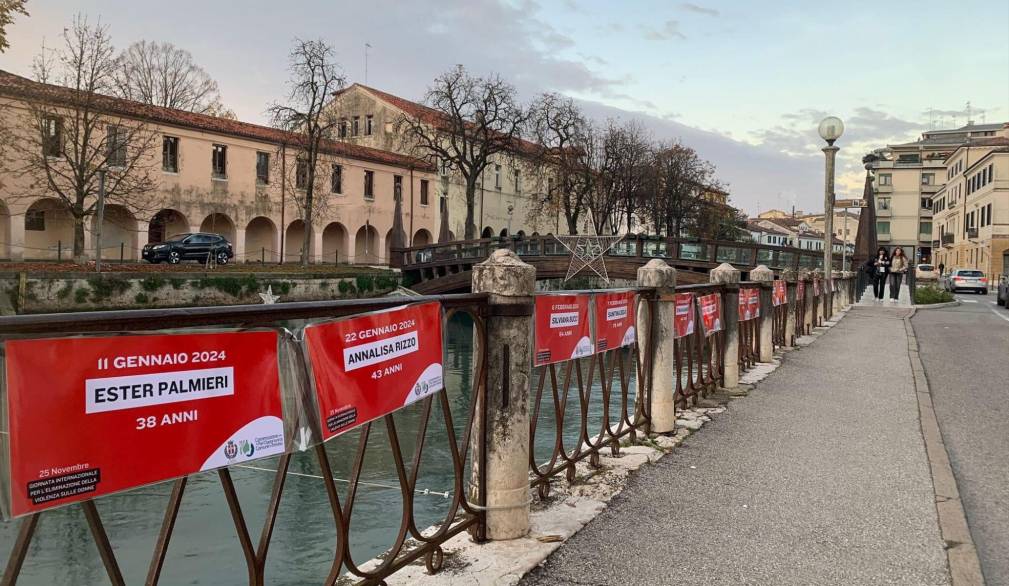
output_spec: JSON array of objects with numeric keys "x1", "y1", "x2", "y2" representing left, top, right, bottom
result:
[
  {"x1": 710, "y1": 262, "x2": 741, "y2": 284},
  {"x1": 637, "y1": 258, "x2": 677, "y2": 290},
  {"x1": 831, "y1": 270, "x2": 843, "y2": 279},
  {"x1": 811, "y1": 269, "x2": 824, "y2": 279},
  {"x1": 798, "y1": 268, "x2": 813, "y2": 280},
  {"x1": 750, "y1": 265, "x2": 774, "y2": 282},
  {"x1": 472, "y1": 249, "x2": 535, "y2": 297},
  {"x1": 781, "y1": 268, "x2": 798, "y2": 282}
]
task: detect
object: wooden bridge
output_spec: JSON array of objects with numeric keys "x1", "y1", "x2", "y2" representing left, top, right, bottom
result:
[{"x1": 392, "y1": 234, "x2": 841, "y2": 294}]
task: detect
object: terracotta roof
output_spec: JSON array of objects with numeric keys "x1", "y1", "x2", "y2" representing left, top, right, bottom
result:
[
  {"x1": 339, "y1": 83, "x2": 543, "y2": 157},
  {"x1": 0, "y1": 69, "x2": 434, "y2": 171}
]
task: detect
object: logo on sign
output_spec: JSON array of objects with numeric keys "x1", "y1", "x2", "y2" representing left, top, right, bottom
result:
[
  {"x1": 224, "y1": 440, "x2": 238, "y2": 460},
  {"x1": 239, "y1": 440, "x2": 255, "y2": 458}
]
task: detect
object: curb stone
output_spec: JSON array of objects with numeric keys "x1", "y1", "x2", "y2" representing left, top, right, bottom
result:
[
  {"x1": 914, "y1": 300, "x2": 961, "y2": 310},
  {"x1": 905, "y1": 308, "x2": 985, "y2": 585}
]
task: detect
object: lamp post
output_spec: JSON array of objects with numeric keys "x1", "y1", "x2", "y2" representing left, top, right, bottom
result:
[{"x1": 818, "y1": 116, "x2": 844, "y2": 287}]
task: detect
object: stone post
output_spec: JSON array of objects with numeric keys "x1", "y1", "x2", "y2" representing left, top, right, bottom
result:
[
  {"x1": 799, "y1": 269, "x2": 813, "y2": 336},
  {"x1": 710, "y1": 263, "x2": 741, "y2": 388},
  {"x1": 812, "y1": 269, "x2": 825, "y2": 326},
  {"x1": 751, "y1": 265, "x2": 774, "y2": 362},
  {"x1": 636, "y1": 259, "x2": 677, "y2": 433},
  {"x1": 782, "y1": 268, "x2": 797, "y2": 346},
  {"x1": 471, "y1": 249, "x2": 535, "y2": 540},
  {"x1": 843, "y1": 271, "x2": 854, "y2": 307}
]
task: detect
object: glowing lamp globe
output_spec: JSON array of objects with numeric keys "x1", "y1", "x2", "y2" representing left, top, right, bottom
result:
[{"x1": 818, "y1": 117, "x2": 844, "y2": 145}]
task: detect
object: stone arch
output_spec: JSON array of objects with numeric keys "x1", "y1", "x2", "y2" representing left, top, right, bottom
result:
[
  {"x1": 200, "y1": 213, "x2": 237, "y2": 244},
  {"x1": 322, "y1": 222, "x2": 349, "y2": 264},
  {"x1": 285, "y1": 219, "x2": 307, "y2": 263},
  {"x1": 481, "y1": 226, "x2": 494, "y2": 238},
  {"x1": 448, "y1": 230, "x2": 456, "y2": 241},
  {"x1": 24, "y1": 198, "x2": 74, "y2": 260},
  {"x1": 355, "y1": 224, "x2": 379, "y2": 264},
  {"x1": 245, "y1": 216, "x2": 278, "y2": 263},
  {"x1": 499, "y1": 228, "x2": 509, "y2": 238},
  {"x1": 412, "y1": 228, "x2": 432, "y2": 247},
  {"x1": 92, "y1": 204, "x2": 137, "y2": 261},
  {"x1": 149, "y1": 209, "x2": 190, "y2": 244},
  {"x1": 385, "y1": 228, "x2": 396, "y2": 264},
  {"x1": 516, "y1": 230, "x2": 526, "y2": 238}
]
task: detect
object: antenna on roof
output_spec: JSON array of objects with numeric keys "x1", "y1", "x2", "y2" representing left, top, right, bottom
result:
[
  {"x1": 927, "y1": 107, "x2": 935, "y2": 130},
  {"x1": 966, "y1": 101, "x2": 973, "y2": 126},
  {"x1": 364, "y1": 42, "x2": 372, "y2": 84}
]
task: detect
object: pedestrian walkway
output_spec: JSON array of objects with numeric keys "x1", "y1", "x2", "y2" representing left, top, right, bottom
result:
[{"x1": 520, "y1": 306, "x2": 949, "y2": 585}]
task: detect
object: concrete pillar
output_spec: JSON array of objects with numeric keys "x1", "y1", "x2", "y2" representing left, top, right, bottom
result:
[
  {"x1": 831, "y1": 270, "x2": 843, "y2": 313},
  {"x1": 471, "y1": 249, "x2": 535, "y2": 540},
  {"x1": 233, "y1": 227, "x2": 246, "y2": 263},
  {"x1": 636, "y1": 259, "x2": 677, "y2": 434},
  {"x1": 812, "y1": 269, "x2": 825, "y2": 325},
  {"x1": 782, "y1": 268, "x2": 797, "y2": 346},
  {"x1": 135, "y1": 220, "x2": 149, "y2": 261},
  {"x1": 799, "y1": 269, "x2": 813, "y2": 336},
  {"x1": 9, "y1": 217, "x2": 25, "y2": 261},
  {"x1": 710, "y1": 262, "x2": 741, "y2": 388},
  {"x1": 312, "y1": 225, "x2": 323, "y2": 264},
  {"x1": 751, "y1": 265, "x2": 774, "y2": 362}
]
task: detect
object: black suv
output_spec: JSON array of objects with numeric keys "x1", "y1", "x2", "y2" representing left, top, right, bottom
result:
[{"x1": 142, "y1": 233, "x2": 234, "y2": 265}]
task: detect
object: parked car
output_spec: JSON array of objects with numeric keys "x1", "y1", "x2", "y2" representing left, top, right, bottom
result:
[
  {"x1": 142, "y1": 233, "x2": 234, "y2": 265},
  {"x1": 998, "y1": 275, "x2": 1009, "y2": 306},
  {"x1": 915, "y1": 263, "x2": 938, "y2": 281},
  {"x1": 941, "y1": 268, "x2": 988, "y2": 294}
]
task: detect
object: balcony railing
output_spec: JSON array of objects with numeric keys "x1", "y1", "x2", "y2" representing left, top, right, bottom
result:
[
  {"x1": 941, "y1": 233, "x2": 954, "y2": 247},
  {"x1": 966, "y1": 227, "x2": 978, "y2": 240}
]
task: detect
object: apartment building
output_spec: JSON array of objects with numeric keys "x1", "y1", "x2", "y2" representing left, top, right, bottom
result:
[
  {"x1": 931, "y1": 137, "x2": 1009, "y2": 279},
  {"x1": 326, "y1": 84, "x2": 558, "y2": 241},
  {"x1": 799, "y1": 210, "x2": 860, "y2": 248},
  {"x1": 749, "y1": 217, "x2": 848, "y2": 253},
  {"x1": 0, "y1": 69, "x2": 438, "y2": 264},
  {"x1": 868, "y1": 122, "x2": 1009, "y2": 263}
]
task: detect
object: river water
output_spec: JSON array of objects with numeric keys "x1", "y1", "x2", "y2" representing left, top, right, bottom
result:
[{"x1": 0, "y1": 313, "x2": 641, "y2": 585}]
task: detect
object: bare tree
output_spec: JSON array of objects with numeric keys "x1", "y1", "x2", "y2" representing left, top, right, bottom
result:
[
  {"x1": 267, "y1": 38, "x2": 345, "y2": 266},
  {"x1": 112, "y1": 40, "x2": 233, "y2": 116},
  {"x1": 401, "y1": 65, "x2": 527, "y2": 240},
  {"x1": 595, "y1": 120, "x2": 652, "y2": 234},
  {"x1": 6, "y1": 15, "x2": 159, "y2": 263},
  {"x1": 0, "y1": 0, "x2": 28, "y2": 53},
  {"x1": 527, "y1": 93, "x2": 596, "y2": 234},
  {"x1": 644, "y1": 142, "x2": 718, "y2": 237}
]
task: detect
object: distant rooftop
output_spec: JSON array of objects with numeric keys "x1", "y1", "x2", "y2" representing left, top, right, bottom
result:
[{"x1": 889, "y1": 121, "x2": 1009, "y2": 149}]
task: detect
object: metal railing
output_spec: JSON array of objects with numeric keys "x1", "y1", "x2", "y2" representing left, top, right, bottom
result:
[{"x1": 0, "y1": 294, "x2": 489, "y2": 586}]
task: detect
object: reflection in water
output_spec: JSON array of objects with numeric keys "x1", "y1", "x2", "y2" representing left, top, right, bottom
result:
[{"x1": 0, "y1": 313, "x2": 637, "y2": 585}]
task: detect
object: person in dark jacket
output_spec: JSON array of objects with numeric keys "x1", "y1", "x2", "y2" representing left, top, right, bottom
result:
[{"x1": 869, "y1": 247, "x2": 890, "y2": 300}]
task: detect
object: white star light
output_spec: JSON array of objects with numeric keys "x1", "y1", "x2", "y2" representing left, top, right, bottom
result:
[
  {"x1": 259, "y1": 285, "x2": 280, "y2": 304},
  {"x1": 553, "y1": 213, "x2": 625, "y2": 284}
]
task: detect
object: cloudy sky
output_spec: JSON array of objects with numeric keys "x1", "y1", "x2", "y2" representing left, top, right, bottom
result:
[{"x1": 3, "y1": 0, "x2": 1007, "y2": 215}]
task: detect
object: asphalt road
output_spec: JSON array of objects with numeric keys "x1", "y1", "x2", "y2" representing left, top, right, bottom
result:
[
  {"x1": 913, "y1": 293, "x2": 1009, "y2": 586},
  {"x1": 521, "y1": 308, "x2": 947, "y2": 586}
]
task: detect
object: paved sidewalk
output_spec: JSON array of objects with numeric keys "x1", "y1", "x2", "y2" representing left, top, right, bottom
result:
[{"x1": 521, "y1": 307, "x2": 949, "y2": 586}]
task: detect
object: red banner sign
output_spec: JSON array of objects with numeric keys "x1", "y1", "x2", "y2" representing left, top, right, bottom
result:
[
  {"x1": 535, "y1": 294, "x2": 592, "y2": 366},
  {"x1": 4, "y1": 330, "x2": 285, "y2": 518},
  {"x1": 674, "y1": 293, "x2": 695, "y2": 339},
  {"x1": 594, "y1": 291, "x2": 636, "y2": 353},
  {"x1": 304, "y1": 301, "x2": 444, "y2": 441},
  {"x1": 739, "y1": 288, "x2": 760, "y2": 321},
  {"x1": 772, "y1": 280, "x2": 787, "y2": 306},
  {"x1": 698, "y1": 294, "x2": 723, "y2": 336},
  {"x1": 813, "y1": 279, "x2": 822, "y2": 296},
  {"x1": 798, "y1": 280, "x2": 806, "y2": 300}
]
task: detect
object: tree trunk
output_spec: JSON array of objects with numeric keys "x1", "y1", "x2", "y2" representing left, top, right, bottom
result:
[
  {"x1": 464, "y1": 178, "x2": 477, "y2": 240},
  {"x1": 73, "y1": 215, "x2": 87, "y2": 264},
  {"x1": 566, "y1": 213, "x2": 579, "y2": 235}
]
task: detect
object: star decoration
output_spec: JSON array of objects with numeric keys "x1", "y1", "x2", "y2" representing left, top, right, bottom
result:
[
  {"x1": 553, "y1": 214, "x2": 625, "y2": 284},
  {"x1": 259, "y1": 285, "x2": 280, "y2": 304}
]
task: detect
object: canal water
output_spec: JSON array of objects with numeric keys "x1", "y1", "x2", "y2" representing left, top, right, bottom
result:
[{"x1": 0, "y1": 313, "x2": 641, "y2": 585}]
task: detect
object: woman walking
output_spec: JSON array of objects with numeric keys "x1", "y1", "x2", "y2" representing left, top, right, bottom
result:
[
  {"x1": 870, "y1": 247, "x2": 890, "y2": 300},
  {"x1": 889, "y1": 247, "x2": 908, "y2": 301}
]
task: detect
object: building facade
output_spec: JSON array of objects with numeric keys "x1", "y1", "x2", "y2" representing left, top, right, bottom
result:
[
  {"x1": 326, "y1": 84, "x2": 558, "y2": 241},
  {"x1": 868, "y1": 122, "x2": 1009, "y2": 264},
  {"x1": 0, "y1": 70, "x2": 438, "y2": 264},
  {"x1": 931, "y1": 138, "x2": 1009, "y2": 279}
]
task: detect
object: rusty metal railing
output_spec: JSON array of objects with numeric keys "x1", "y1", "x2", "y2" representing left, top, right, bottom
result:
[
  {"x1": 674, "y1": 284, "x2": 724, "y2": 410},
  {"x1": 0, "y1": 294, "x2": 490, "y2": 586}
]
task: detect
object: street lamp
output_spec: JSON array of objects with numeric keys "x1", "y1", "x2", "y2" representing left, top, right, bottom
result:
[{"x1": 818, "y1": 116, "x2": 844, "y2": 286}]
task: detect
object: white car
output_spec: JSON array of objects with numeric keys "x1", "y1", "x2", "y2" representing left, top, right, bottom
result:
[
  {"x1": 942, "y1": 269, "x2": 988, "y2": 294},
  {"x1": 915, "y1": 263, "x2": 938, "y2": 281}
]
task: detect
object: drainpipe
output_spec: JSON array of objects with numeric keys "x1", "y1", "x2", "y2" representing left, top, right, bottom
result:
[
  {"x1": 280, "y1": 143, "x2": 287, "y2": 264},
  {"x1": 409, "y1": 166, "x2": 415, "y2": 246}
]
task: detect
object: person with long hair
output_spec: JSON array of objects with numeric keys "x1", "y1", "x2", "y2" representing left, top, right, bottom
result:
[
  {"x1": 889, "y1": 246, "x2": 908, "y2": 301},
  {"x1": 870, "y1": 246, "x2": 890, "y2": 300}
]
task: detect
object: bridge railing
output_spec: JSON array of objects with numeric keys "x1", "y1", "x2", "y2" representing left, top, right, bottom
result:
[
  {"x1": 394, "y1": 234, "x2": 844, "y2": 281},
  {"x1": 0, "y1": 257, "x2": 857, "y2": 584}
]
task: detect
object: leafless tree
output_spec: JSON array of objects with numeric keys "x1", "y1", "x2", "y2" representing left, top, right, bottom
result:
[
  {"x1": 595, "y1": 120, "x2": 652, "y2": 234},
  {"x1": 645, "y1": 141, "x2": 718, "y2": 237},
  {"x1": 112, "y1": 40, "x2": 233, "y2": 117},
  {"x1": 267, "y1": 38, "x2": 345, "y2": 266},
  {"x1": 401, "y1": 65, "x2": 527, "y2": 240},
  {"x1": 527, "y1": 92, "x2": 596, "y2": 234},
  {"x1": 5, "y1": 15, "x2": 159, "y2": 263},
  {"x1": 0, "y1": 0, "x2": 28, "y2": 53}
]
